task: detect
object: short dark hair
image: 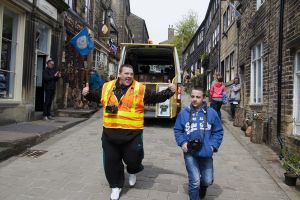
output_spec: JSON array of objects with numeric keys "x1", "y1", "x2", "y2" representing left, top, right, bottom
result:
[
  {"x1": 190, "y1": 87, "x2": 205, "y2": 97},
  {"x1": 47, "y1": 59, "x2": 54, "y2": 65},
  {"x1": 119, "y1": 64, "x2": 134, "y2": 73},
  {"x1": 234, "y1": 77, "x2": 240, "y2": 82},
  {"x1": 217, "y1": 75, "x2": 223, "y2": 82}
]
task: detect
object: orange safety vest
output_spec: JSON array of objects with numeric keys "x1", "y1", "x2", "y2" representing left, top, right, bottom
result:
[{"x1": 101, "y1": 80, "x2": 145, "y2": 129}]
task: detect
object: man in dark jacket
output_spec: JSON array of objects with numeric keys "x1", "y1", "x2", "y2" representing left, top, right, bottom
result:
[
  {"x1": 42, "y1": 60, "x2": 61, "y2": 120},
  {"x1": 82, "y1": 64, "x2": 176, "y2": 200}
]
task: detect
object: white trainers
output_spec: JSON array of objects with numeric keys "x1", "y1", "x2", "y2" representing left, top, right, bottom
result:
[
  {"x1": 128, "y1": 173, "x2": 136, "y2": 187},
  {"x1": 110, "y1": 188, "x2": 121, "y2": 200},
  {"x1": 43, "y1": 116, "x2": 49, "y2": 121}
]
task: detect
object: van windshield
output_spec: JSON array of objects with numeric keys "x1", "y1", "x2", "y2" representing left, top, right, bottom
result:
[{"x1": 124, "y1": 47, "x2": 175, "y2": 82}]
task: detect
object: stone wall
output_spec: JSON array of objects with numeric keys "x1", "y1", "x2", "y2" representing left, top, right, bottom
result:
[{"x1": 238, "y1": 0, "x2": 300, "y2": 152}]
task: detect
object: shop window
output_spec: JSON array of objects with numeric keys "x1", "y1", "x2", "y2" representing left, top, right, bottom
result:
[{"x1": 0, "y1": 8, "x2": 18, "y2": 99}]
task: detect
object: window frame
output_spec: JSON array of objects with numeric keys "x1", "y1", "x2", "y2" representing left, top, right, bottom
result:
[
  {"x1": 64, "y1": 0, "x2": 73, "y2": 9},
  {"x1": 223, "y1": 11, "x2": 228, "y2": 32},
  {"x1": 0, "y1": 4, "x2": 25, "y2": 102},
  {"x1": 256, "y1": 0, "x2": 265, "y2": 10},
  {"x1": 225, "y1": 56, "x2": 230, "y2": 82},
  {"x1": 293, "y1": 50, "x2": 300, "y2": 136},
  {"x1": 230, "y1": 52, "x2": 235, "y2": 80},
  {"x1": 250, "y1": 42, "x2": 264, "y2": 104},
  {"x1": 84, "y1": 0, "x2": 92, "y2": 24}
]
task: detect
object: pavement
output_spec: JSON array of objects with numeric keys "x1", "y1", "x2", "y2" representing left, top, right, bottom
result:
[
  {"x1": 0, "y1": 109, "x2": 96, "y2": 161},
  {"x1": 0, "y1": 94, "x2": 299, "y2": 199}
]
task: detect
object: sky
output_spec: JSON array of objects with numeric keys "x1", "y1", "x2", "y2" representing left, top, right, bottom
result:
[{"x1": 130, "y1": 0, "x2": 210, "y2": 43}]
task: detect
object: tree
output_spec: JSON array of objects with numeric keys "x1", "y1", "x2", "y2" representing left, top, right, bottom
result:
[{"x1": 172, "y1": 10, "x2": 199, "y2": 64}]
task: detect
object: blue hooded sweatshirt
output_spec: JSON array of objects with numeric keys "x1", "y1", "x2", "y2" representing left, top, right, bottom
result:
[{"x1": 174, "y1": 103, "x2": 224, "y2": 158}]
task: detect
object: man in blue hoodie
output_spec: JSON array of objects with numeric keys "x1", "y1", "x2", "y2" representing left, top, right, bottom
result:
[{"x1": 174, "y1": 87, "x2": 224, "y2": 200}]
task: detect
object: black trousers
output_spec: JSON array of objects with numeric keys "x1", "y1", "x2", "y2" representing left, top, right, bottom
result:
[
  {"x1": 43, "y1": 89, "x2": 55, "y2": 117},
  {"x1": 102, "y1": 133, "x2": 144, "y2": 188},
  {"x1": 230, "y1": 103, "x2": 238, "y2": 119}
]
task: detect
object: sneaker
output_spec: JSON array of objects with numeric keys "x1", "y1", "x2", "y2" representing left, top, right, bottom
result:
[
  {"x1": 43, "y1": 116, "x2": 49, "y2": 121},
  {"x1": 48, "y1": 116, "x2": 55, "y2": 120},
  {"x1": 110, "y1": 188, "x2": 121, "y2": 200},
  {"x1": 199, "y1": 186, "x2": 207, "y2": 199},
  {"x1": 128, "y1": 173, "x2": 136, "y2": 187}
]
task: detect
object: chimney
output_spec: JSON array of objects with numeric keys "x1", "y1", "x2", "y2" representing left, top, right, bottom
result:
[{"x1": 168, "y1": 25, "x2": 175, "y2": 41}]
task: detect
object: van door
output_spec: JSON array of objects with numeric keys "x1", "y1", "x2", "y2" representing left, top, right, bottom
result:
[{"x1": 170, "y1": 47, "x2": 181, "y2": 118}]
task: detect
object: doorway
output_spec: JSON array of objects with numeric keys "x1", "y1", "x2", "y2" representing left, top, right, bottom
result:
[{"x1": 35, "y1": 55, "x2": 46, "y2": 111}]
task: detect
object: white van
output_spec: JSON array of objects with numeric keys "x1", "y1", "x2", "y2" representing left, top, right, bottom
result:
[{"x1": 118, "y1": 43, "x2": 182, "y2": 118}]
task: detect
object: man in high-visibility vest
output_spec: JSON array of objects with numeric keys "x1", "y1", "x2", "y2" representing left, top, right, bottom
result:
[{"x1": 82, "y1": 64, "x2": 176, "y2": 200}]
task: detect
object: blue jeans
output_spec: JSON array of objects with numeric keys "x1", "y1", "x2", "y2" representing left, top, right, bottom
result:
[{"x1": 184, "y1": 153, "x2": 214, "y2": 200}]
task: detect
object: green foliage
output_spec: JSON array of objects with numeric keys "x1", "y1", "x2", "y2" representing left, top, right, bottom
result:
[
  {"x1": 172, "y1": 10, "x2": 199, "y2": 63},
  {"x1": 184, "y1": 82, "x2": 192, "y2": 94},
  {"x1": 282, "y1": 148, "x2": 300, "y2": 176},
  {"x1": 201, "y1": 52, "x2": 209, "y2": 61},
  {"x1": 184, "y1": 73, "x2": 204, "y2": 93}
]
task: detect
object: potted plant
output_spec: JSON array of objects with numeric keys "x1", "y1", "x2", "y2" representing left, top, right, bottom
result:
[
  {"x1": 282, "y1": 148, "x2": 300, "y2": 186},
  {"x1": 201, "y1": 53, "x2": 209, "y2": 68}
]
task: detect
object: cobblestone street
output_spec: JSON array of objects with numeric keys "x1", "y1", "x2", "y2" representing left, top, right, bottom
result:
[{"x1": 0, "y1": 93, "x2": 295, "y2": 200}]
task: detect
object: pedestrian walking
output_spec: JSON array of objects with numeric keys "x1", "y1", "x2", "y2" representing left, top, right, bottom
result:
[
  {"x1": 174, "y1": 87, "x2": 224, "y2": 200},
  {"x1": 211, "y1": 72, "x2": 220, "y2": 86},
  {"x1": 209, "y1": 75, "x2": 225, "y2": 119},
  {"x1": 42, "y1": 59, "x2": 61, "y2": 120},
  {"x1": 82, "y1": 64, "x2": 176, "y2": 200},
  {"x1": 229, "y1": 77, "x2": 241, "y2": 120}
]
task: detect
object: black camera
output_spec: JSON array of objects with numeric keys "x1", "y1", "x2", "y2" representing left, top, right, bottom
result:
[
  {"x1": 187, "y1": 139, "x2": 203, "y2": 151},
  {"x1": 105, "y1": 105, "x2": 118, "y2": 114}
]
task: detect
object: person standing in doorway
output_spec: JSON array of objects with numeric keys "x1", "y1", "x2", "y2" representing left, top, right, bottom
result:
[
  {"x1": 42, "y1": 59, "x2": 61, "y2": 120},
  {"x1": 174, "y1": 87, "x2": 224, "y2": 200},
  {"x1": 82, "y1": 64, "x2": 176, "y2": 200},
  {"x1": 229, "y1": 77, "x2": 241, "y2": 120}
]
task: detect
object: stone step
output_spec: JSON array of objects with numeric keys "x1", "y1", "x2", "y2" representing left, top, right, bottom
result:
[
  {"x1": 0, "y1": 147, "x2": 15, "y2": 161},
  {"x1": 56, "y1": 109, "x2": 98, "y2": 118}
]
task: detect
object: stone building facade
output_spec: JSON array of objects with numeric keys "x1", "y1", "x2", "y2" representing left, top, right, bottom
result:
[
  {"x1": 61, "y1": 0, "x2": 117, "y2": 109},
  {"x1": 183, "y1": 0, "x2": 300, "y2": 155},
  {"x1": 220, "y1": 0, "x2": 239, "y2": 84},
  {"x1": 61, "y1": 0, "x2": 95, "y2": 109},
  {"x1": 0, "y1": 0, "x2": 68, "y2": 124},
  {"x1": 0, "y1": 0, "x2": 148, "y2": 124},
  {"x1": 111, "y1": 0, "x2": 133, "y2": 43},
  {"x1": 238, "y1": 0, "x2": 300, "y2": 154},
  {"x1": 127, "y1": 13, "x2": 149, "y2": 43},
  {"x1": 183, "y1": 0, "x2": 220, "y2": 90}
]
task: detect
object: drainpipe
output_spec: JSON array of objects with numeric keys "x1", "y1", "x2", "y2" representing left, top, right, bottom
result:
[
  {"x1": 277, "y1": 0, "x2": 285, "y2": 158},
  {"x1": 218, "y1": 0, "x2": 221, "y2": 73}
]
